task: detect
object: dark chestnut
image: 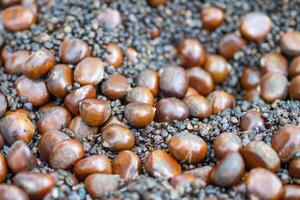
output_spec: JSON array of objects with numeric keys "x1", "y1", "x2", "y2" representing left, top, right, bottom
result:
[
  {"x1": 209, "y1": 152, "x2": 245, "y2": 187},
  {"x1": 155, "y1": 97, "x2": 189, "y2": 122},
  {"x1": 7, "y1": 140, "x2": 37, "y2": 173},
  {"x1": 59, "y1": 38, "x2": 91, "y2": 65},
  {"x1": 159, "y1": 66, "x2": 189, "y2": 98},
  {"x1": 74, "y1": 155, "x2": 112, "y2": 179}
]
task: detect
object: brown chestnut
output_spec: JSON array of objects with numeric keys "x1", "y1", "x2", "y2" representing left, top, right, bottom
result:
[
  {"x1": 59, "y1": 38, "x2": 91, "y2": 65},
  {"x1": 49, "y1": 139, "x2": 84, "y2": 169},
  {"x1": 201, "y1": 7, "x2": 225, "y2": 31},
  {"x1": 0, "y1": 113, "x2": 34, "y2": 145},
  {"x1": 68, "y1": 115, "x2": 98, "y2": 139},
  {"x1": 74, "y1": 57, "x2": 104, "y2": 86},
  {"x1": 240, "y1": 110, "x2": 264, "y2": 131},
  {"x1": 22, "y1": 49, "x2": 56, "y2": 79},
  {"x1": 240, "y1": 12, "x2": 272, "y2": 42},
  {"x1": 246, "y1": 168, "x2": 283, "y2": 200},
  {"x1": 47, "y1": 64, "x2": 73, "y2": 98},
  {"x1": 155, "y1": 97, "x2": 189, "y2": 122},
  {"x1": 124, "y1": 102, "x2": 155, "y2": 128},
  {"x1": 85, "y1": 174, "x2": 120, "y2": 198},
  {"x1": 2, "y1": 5, "x2": 36, "y2": 32},
  {"x1": 187, "y1": 67, "x2": 214, "y2": 96},
  {"x1": 105, "y1": 43, "x2": 123, "y2": 68},
  {"x1": 260, "y1": 52, "x2": 288, "y2": 75},
  {"x1": 126, "y1": 87, "x2": 154, "y2": 105},
  {"x1": 207, "y1": 90, "x2": 235, "y2": 114},
  {"x1": 0, "y1": 154, "x2": 7, "y2": 182},
  {"x1": 102, "y1": 125, "x2": 135, "y2": 151},
  {"x1": 183, "y1": 94, "x2": 211, "y2": 119},
  {"x1": 101, "y1": 73, "x2": 129, "y2": 100},
  {"x1": 242, "y1": 141, "x2": 281, "y2": 172},
  {"x1": 272, "y1": 124, "x2": 300, "y2": 162},
  {"x1": 37, "y1": 106, "x2": 72, "y2": 134},
  {"x1": 136, "y1": 69, "x2": 159, "y2": 96},
  {"x1": 38, "y1": 130, "x2": 70, "y2": 162},
  {"x1": 218, "y1": 33, "x2": 246, "y2": 59},
  {"x1": 64, "y1": 85, "x2": 96, "y2": 115},
  {"x1": 4, "y1": 50, "x2": 30, "y2": 75},
  {"x1": 213, "y1": 132, "x2": 242, "y2": 159},
  {"x1": 13, "y1": 172, "x2": 55, "y2": 200},
  {"x1": 145, "y1": 149, "x2": 181, "y2": 178},
  {"x1": 178, "y1": 38, "x2": 206, "y2": 68},
  {"x1": 209, "y1": 152, "x2": 245, "y2": 187},
  {"x1": 79, "y1": 98, "x2": 111, "y2": 127},
  {"x1": 74, "y1": 155, "x2": 112, "y2": 179},
  {"x1": 0, "y1": 184, "x2": 29, "y2": 200},
  {"x1": 113, "y1": 150, "x2": 141, "y2": 179},
  {"x1": 159, "y1": 66, "x2": 188, "y2": 98},
  {"x1": 16, "y1": 75, "x2": 49, "y2": 106},
  {"x1": 168, "y1": 133, "x2": 207, "y2": 164},
  {"x1": 7, "y1": 140, "x2": 37, "y2": 173},
  {"x1": 204, "y1": 55, "x2": 231, "y2": 83}
]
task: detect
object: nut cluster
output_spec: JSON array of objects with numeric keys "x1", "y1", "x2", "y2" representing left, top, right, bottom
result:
[{"x1": 0, "y1": 1, "x2": 299, "y2": 200}]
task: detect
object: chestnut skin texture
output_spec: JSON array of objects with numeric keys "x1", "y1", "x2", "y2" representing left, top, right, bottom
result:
[{"x1": 145, "y1": 149, "x2": 181, "y2": 178}]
